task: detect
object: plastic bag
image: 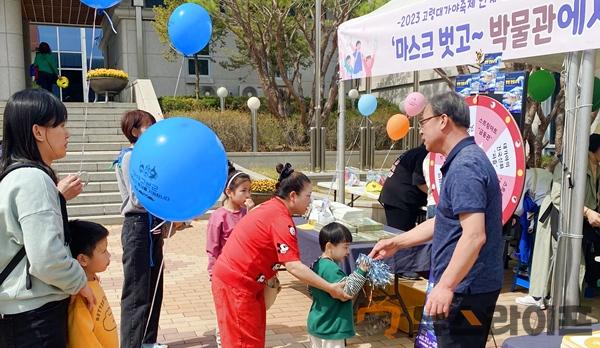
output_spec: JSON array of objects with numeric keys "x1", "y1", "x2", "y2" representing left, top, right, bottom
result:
[{"x1": 345, "y1": 167, "x2": 360, "y2": 186}]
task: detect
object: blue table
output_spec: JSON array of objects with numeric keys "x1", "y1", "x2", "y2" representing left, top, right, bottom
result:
[
  {"x1": 294, "y1": 217, "x2": 431, "y2": 274},
  {"x1": 294, "y1": 217, "x2": 431, "y2": 337},
  {"x1": 501, "y1": 324, "x2": 600, "y2": 348}
]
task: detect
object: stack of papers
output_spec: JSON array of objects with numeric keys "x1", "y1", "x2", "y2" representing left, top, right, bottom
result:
[
  {"x1": 330, "y1": 202, "x2": 366, "y2": 220},
  {"x1": 343, "y1": 217, "x2": 384, "y2": 232}
]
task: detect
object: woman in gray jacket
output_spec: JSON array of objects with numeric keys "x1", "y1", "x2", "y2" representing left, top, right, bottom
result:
[{"x1": 0, "y1": 89, "x2": 95, "y2": 347}]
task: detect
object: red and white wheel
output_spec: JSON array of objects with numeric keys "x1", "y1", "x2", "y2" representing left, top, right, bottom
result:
[{"x1": 428, "y1": 95, "x2": 526, "y2": 224}]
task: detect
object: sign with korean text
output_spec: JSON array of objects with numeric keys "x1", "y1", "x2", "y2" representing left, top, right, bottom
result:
[
  {"x1": 338, "y1": 0, "x2": 600, "y2": 80},
  {"x1": 428, "y1": 95, "x2": 526, "y2": 224}
]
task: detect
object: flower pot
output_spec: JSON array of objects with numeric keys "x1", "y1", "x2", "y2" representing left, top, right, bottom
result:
[
  {"x1": 252, "y1": 192, "x2": 273, "y2": 205},
  {"x1": 88, "y1": 77, "x2": 128, "y2": 96}
]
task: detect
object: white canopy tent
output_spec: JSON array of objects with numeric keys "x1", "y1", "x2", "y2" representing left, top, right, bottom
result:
[{"x1": 335, "y1": 0, "x2": 600, "y2": 332}]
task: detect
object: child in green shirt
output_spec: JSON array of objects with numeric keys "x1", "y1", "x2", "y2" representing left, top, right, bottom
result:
[{"x1": 307, "y1": 222, "x2": 369, "y2": 348}]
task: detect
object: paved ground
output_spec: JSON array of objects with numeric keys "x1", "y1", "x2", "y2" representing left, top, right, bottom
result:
[{"x1": 101, "y1": 221, "x2": 600, "y2": 348}]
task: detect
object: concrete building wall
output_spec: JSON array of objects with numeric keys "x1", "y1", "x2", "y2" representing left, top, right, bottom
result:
[
  {"x1": 101, "y1": 3, "x2": 332, "y2": 99},
  {"x1": 0, "y1": 0, "x2": 26, "y2": 100}
]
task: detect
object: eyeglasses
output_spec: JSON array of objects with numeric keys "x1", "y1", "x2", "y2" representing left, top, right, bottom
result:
[{"x1": 418, "y1": 114, "x2": 444, "y2": 129}]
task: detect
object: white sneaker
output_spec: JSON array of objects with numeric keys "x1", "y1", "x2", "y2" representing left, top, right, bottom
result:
[
  {"x1": 515, "y1": 295, "x2": 546, "y2": 310},
  {"x1": 142, "y1": 344, "x2": 168, "y2": 348}
]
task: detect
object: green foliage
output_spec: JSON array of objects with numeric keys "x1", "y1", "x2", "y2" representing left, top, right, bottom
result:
[
  {"x1": 152, "y1": 0, "x2": 226, "y2": 61},
  {"x1": 353, "y1": 0, "x2": 391, "y2": 16},
  {"x1": 163, "y1": 96, "x2": 401, "y2": 152},
  {"x1": 159, "y1": 96, "x2": 311, "y2": 114}
]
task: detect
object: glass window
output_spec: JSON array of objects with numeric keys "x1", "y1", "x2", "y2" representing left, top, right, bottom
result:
[
  {"x1": 188, "y1": 58, "x2": 209, "y2": 76},
  {"x1": 60, "y1": 53, "x2": 83, "y2": 68},
  {"x1": 36, "y1": 26, "x2": 58, "y2": 51},
  {"x1": 85, "y1": 28, "x2": 104, "y2": 59},
  {"x1": 58, "y1": 27, "x2": 81, "y2": 52}
]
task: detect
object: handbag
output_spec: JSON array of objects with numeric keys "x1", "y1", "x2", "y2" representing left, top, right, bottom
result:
[{"x1": 264, "y1": 276, "x2": 281, "y2": 310}]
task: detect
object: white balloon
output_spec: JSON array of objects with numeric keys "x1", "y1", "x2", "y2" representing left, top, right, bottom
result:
[{"x1": 348, "y1": 89, "x2": 359, "y2": 100}]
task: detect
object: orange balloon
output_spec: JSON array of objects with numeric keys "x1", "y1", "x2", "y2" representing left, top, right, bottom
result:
[{"x1": 386, "y1": 113, "x2": 410, "y2": 141}]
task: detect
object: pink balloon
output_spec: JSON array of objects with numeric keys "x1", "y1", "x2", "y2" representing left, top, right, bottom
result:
[{"x1": 404, "y1": 92, "x2": 427, "y2": 117}]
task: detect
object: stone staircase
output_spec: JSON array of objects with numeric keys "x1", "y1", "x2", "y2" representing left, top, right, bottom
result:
[{"x1": 0, "y1": 101, "x2": 135, "y2": 225}]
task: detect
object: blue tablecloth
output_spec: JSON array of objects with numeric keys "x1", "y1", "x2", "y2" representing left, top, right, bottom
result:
[
  {"x1": 294, "y1": 217, "x2": 431, "y2": 274},
  {"x1": 501, "y1": 323, "x2": 600, "y2": 348}
]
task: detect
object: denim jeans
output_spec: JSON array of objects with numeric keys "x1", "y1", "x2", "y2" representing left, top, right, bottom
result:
[{"x1": 120, "y1": 213, "x2": 164, "y2": 348}]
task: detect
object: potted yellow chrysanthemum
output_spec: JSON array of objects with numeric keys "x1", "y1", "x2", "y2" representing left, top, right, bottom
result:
[
  {"x1": 87, "y1": 68, "x2": 129, "y2": 97},
  {"x1": 250, "y1": 179, "x2": 277, "y2": 205}
]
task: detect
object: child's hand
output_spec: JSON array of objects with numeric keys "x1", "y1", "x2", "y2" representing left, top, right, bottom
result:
[{"x1": 244, "y1": 198, "x2": 256, "y2": 210}]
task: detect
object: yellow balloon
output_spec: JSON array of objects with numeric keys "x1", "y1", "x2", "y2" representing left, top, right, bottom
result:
[{"x1": 56, "y1": 76, "x2": 69, "y2": 89}]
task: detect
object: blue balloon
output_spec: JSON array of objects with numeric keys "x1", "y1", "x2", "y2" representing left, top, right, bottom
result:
[
  {"x1": 358, "y1": 94, "x2": 378, "y2": 117},
  {"x1": 129, "y1": 117, "x2": 227, "y2": 221},
  {"x1": 80, "y1": 0, "x2": 121, "y2": 9},
  {"x1": 168, "y1": 3, "x2": 212, "y2": 56}
]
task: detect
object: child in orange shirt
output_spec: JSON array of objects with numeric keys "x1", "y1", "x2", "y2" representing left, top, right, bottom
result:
[{"x1": 67, "y1": 220, "x2": 118, "y2": 348}]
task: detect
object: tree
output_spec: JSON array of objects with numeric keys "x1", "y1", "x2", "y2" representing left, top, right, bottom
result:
[
  {"x1": 152, "y1": 0, "x2": 226, "y2": 99},
  {"x1": 153, "y1": 0, "x2": 381, "y2": 128}
]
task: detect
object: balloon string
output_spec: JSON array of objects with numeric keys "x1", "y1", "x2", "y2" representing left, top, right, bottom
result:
[
  {"x1": 379, "y1": 142, "x2": 395, "y2": 172},
  {"x1": 173, "y1": 55, "x2": 185, "y2": 97},
  {"x1": 143, "y1": 222, "x2": 173, "y2": 341},
  {"x1": 78, "y1": 9, "x2": 97, "y2": 174},
  {"x1": 327, "y1": 117, "x2": 366, "y2": 198},
  {"x1": 101, "y1": 10, "x2": 118, "y2": 34}
]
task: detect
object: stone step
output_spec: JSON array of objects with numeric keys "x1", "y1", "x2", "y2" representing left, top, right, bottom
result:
[
  {"x1": 82, "y1": 182, "x2": 119, "y2": 193},
  {"x1": 69, "y1": 134, "x2": 129, "y2": 143},
  {"x1": 58, "y1": 151, "x2": 120, "y2": 163},
  {"x1": 68, "y1": 142, "x2": 129, "y2": 152},
  {"x1": 72, "y1": 214, "x2": 124, "y2": 225},
  {"x1": 68, "y1": 127, "x2": 122, "y2": 136},
  {"x1": 58, "y1": 170, "x2": 117, "y2": 182},
  {"x1": 54, "y1": 161, "x2": 115, "y2": 173},
  {"x1": 68, "y1": 113, "x2": 124, "y2": 121},
  {"x1": 70, "y1": 192, "x2": 122, "y2": 205},
  {"x1": 67, "y1": 120, "x2": 122, "y2": 128},
  {"x1": 67, "y1": 202, "x2": 122, "y2": 216},
  {"x1": 64, "y1": 102, "x2": 137, "y2": 109}
]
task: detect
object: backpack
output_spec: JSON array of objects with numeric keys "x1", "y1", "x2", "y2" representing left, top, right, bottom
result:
[{"x1": 0, "y1": 162, "x2": 69, "y2": 288}]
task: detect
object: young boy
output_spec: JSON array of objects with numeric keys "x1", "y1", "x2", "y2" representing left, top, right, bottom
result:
[
  {"x1": 307, "y1": 222, "x2": 369, "y2": 348},
  {"x1": 67, "y1": 220, "x2": 118, "y2": 348}
]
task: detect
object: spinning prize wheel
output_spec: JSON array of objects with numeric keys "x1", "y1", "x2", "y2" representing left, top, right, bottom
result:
[{"x1": 428, "y1": 95, "x2": 526, "y2": 224}]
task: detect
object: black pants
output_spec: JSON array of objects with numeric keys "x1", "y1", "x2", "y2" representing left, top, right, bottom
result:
[
  {"x1": 0, "y1": 298, "x2": 69, "y2": 348},
  {"x1": 583, "y1": 222, "x2": 600, "y2": 288},
  {"x1": 433, "y1": 289, "x2": 500, "y2": 348},
  {"x1": 36, "y1": 71, "x2": 56, "y2": 93},
  {"x1": 120, "y1": 213, "x2": 164, "y2": 348},
  {"x1": 384, "y1": 204, "x2": 421, "y2": 231}
]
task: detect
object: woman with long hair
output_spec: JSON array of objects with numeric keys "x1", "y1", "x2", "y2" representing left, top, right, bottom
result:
[{"x1": 0, "y1": 88, "x2": 95, "y2": 347}]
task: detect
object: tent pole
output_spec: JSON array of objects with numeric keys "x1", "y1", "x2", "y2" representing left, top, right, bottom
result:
[
  {"x1": 552, "y1": 49, "x2": 595, "y2": 332},
  {"x1": 552, "y1": 51, "x2": 579, "y2": 333},
  {"x1": 337, "y1": 78, "x2": 346, "y2": 204}
]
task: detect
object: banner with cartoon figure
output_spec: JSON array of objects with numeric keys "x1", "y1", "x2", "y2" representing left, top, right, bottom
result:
[{"x1": 338, "y1": 0, "x2": 600, "y2": 80}]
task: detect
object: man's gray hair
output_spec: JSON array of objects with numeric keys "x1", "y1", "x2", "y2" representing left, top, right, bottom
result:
[{"x1": 430, "y1": 91, "x2": 470, "y2": 129}]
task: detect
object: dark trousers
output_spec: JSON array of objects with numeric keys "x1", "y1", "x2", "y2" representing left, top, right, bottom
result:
[
  {"x1": 583, "y1": 222, "x2": 600, "y2": 288},
  {"x1": 120, "y1": 213, "x2": 164, "y2": 348},
  {"x1": 36, "y1": 71, "x2": 56, "y2": 93},
  {"x1": 0, "y1": 298, "x2": 69, "y2": 348},
  {"x1": 433, "y1": 289, "x2": 500, "y2": 348},
  {"x1": 384, "y1": 204, "x2": 421, "y2": 231}
]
